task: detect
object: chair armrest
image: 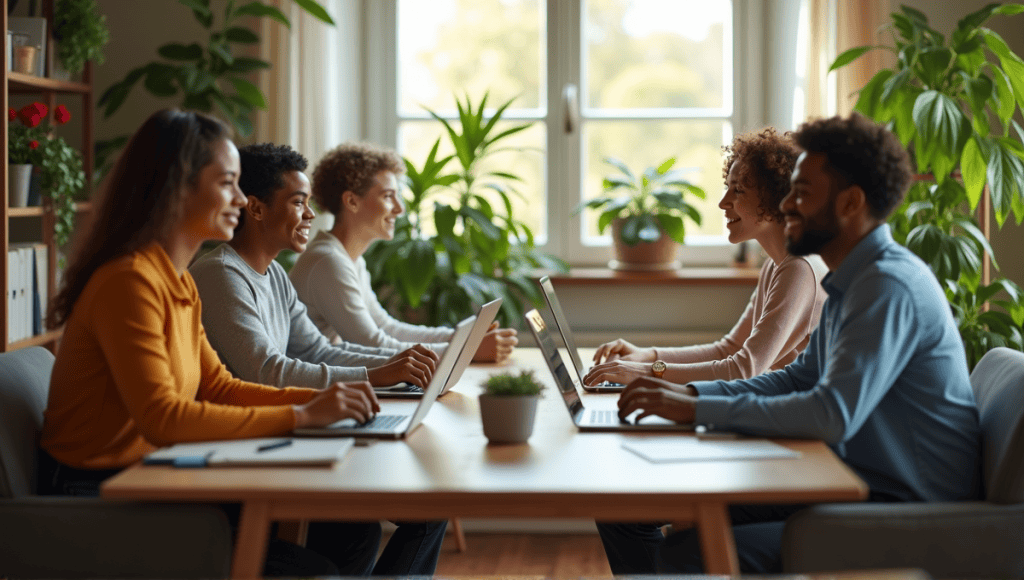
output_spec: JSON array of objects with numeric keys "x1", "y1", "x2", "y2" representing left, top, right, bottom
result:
[
  {"x1": 782, "y1": 501, "x2": 1024, "y2": 579},
  {"x1": 0, "y1": 497, "x2": 232, "y2": 579}
]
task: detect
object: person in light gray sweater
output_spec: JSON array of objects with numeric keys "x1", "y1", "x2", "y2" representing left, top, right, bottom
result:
[{"x1": 191, "y1": 142, "x2": 439, "y2": 393}]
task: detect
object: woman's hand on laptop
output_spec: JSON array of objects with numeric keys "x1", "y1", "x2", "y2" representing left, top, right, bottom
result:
[
  {"x1": 367, "y1": 345, "x2": 438, "y2": 389},
  {"x1": 293, "y1": 381, "x2": 380, "y2": 428},
  {"x1": 592, "y1": 339, "x2": 656, "y2": 364},
  {"x1": 583, "y1": 360, "x2": 651, "y2": 386},
  {"x1": 473, "y1": 322, "x2": 519, "y2": 363},
  {"x1": 616, "y1": 377, "x2": 696, "y2": 424}
]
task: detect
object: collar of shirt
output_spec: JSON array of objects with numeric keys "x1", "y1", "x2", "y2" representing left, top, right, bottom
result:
[
  {"x1": 142, "y1": 242, "x2": 199, "y2": 306},
  {"x1": 820, "y1": 223, "x2": 894, "y2": 300}
]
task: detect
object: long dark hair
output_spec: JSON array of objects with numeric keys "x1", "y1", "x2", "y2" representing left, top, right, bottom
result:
[{"x1": 49, "y1": 109, "x2": 231, "y2": 327}]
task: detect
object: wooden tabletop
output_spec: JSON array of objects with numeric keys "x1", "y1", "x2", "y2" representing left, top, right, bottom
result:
[{"x1": 101, "y1": 348, "x2": 867, "y2": 576}]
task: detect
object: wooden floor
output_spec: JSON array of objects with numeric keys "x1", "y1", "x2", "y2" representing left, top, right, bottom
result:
[{"x1": 434, "y1": 533, "x2": 614, "y2": 577}]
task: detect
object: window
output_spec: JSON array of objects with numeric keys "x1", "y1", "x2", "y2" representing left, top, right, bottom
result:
[{"x1": 368, "y1": 0, "x2": 759, "y2": 265}]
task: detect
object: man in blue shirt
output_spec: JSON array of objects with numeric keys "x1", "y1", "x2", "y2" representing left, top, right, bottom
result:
[{"x1": 598, "y1": 114, "x2": 981, "y2": 574}]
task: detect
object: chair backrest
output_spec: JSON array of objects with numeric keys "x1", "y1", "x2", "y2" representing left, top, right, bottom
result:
[
  {"x1": 0, "y1": 347, "x2": 54, "y2": 498},
  {"x1": 970, "y1": 347, "x2": 1024, "y2": 504}
]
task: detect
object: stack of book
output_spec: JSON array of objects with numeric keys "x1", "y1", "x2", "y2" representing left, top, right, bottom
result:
[{"x1": 7, "y1": 243, "x2": 47, "y2": 343}]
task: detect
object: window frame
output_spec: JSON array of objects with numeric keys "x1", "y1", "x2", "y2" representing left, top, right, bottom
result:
[{"x1": 365, "y1": 0, "x2": 765, "y2": 267}]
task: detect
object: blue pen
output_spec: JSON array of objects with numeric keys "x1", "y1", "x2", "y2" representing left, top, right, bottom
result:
[{"x1": 257, "y1": 439, "x2": 293, "y2": 452}]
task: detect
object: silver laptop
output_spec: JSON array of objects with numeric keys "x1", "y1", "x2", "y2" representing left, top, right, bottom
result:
[
  {"x1": 537, "y1": 276, "x2": 624, "y2": 392},
  {"x1": 525, "y1": 308, "x2": 694, "y2": 432},
  {"x1": 293, "y1": 314, "x2": 477, "y2": 439},
  {"x1": 374, "y1": 299, "x2": 501, "y2": 398}
]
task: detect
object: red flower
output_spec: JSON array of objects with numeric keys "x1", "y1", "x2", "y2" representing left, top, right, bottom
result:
[
  {"x1": 54, "y1": 105, "x2": 71, "y2": 125},
  {"x1": 29, "y1": 140, "x2": 39, "y2": 149},
  {"x1": 32, "y1": 102, "x2": 48, "y2": 117},
  {"x1": 8, "y1": 108, "x2": 15, "y2": 122},
  {"x1": 17, "y1": 104, "x2": 43, "y2": 128}
]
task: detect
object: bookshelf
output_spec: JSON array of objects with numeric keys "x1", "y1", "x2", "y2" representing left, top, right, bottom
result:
[{"x1": 2, "y1": 0, "x2": 94, "y2": 352}]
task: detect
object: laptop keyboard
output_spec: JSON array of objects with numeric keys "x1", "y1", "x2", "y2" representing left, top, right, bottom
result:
[
  {"x1": 589, "y1": 409, "x2": 620, "y2": 425},
  {"x1": 356, "y1": 414, "x2": 406, "y2": 429},
  {"x1": 374, "y1": 383, "x2": 424, "y2": 394}
]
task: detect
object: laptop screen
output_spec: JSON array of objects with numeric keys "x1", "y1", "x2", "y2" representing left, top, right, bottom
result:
[
  {"x1": 525, "y1": 309, "x2": 584, "y2": 417},
  {"x1": 538, "y1": 276, "x2": 587, "y2": 379}
]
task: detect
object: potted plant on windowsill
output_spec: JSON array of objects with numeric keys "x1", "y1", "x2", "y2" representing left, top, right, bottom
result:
[
  {"x1": 479, "y1": 369, "x2": 545, "y2": 444},
  {"x1": 829, "y1": 3, "x2": 1024, "y2": 368},
  {"x1": 575, "y1": 156, "x2": 705, "y2": 271}
]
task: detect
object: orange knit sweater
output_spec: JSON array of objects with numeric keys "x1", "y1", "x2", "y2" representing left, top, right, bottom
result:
[{"x1": 41, "y1": 243, "x2": 316, "y2": 469}]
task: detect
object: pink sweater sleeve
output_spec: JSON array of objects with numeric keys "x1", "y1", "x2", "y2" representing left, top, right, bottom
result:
[{"x1": 657, "y1": 256, "x2": 825, "y2": 382}]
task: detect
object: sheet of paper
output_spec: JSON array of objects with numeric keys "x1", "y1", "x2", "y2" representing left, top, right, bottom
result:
[
  {"x1": 622, "y1": 437, "x2": 801, "y2": 463},
  {"x1": 144, "y1": 437, "x2": 354, "y2": 467}
]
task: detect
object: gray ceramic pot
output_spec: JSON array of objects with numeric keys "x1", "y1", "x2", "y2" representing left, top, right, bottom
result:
[{"x1": 478, "y1": 394, "x2": 540, "y2": 444}]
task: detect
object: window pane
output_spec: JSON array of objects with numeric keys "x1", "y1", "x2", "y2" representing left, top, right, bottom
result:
[
  {"x1": 584, "y1": 0, "x2": 731, "y2": 110},
  {"x1": 398, "y1": 120, "x2": 547, "y2": 241},
  {"x1": 580, "y1": 120, "x2": 730, "y2": 241},
  {"x1": 397, "y1": 0, "x2": 545, "y2": 114}
]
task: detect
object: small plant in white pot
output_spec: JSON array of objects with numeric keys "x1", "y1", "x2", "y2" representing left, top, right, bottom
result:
[{"x1": 479, "y1": 370, "x2": 545, "y2": 444}]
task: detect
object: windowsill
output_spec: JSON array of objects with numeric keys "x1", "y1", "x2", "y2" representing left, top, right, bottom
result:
[{"x1": 540, "y1": 265, "x2": 760, "y2": 287}]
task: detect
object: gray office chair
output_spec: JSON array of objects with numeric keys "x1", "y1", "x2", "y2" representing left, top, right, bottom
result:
[
  {"x1": 0, "y1": 346, "x2": 233, "y2": 579},
  {"x1": 782, "y1": 346, "x2": 1024, "y2": 579}
]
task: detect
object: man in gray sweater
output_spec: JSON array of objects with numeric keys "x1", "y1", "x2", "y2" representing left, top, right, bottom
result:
[{"x1": 190, "y1": 143, "x2": 439, "y2": 393}]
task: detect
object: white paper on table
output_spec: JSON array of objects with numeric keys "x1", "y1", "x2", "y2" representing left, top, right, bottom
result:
[{"x1": 622, "y1": 437, "x2": 801, "y2": 463}]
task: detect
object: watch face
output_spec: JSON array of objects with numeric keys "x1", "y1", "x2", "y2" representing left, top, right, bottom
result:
[{"x1": 652, "y1": 360, "x2": 667, "y2": 375}]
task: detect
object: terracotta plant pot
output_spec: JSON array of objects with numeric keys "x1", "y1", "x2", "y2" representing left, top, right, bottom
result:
[
  {"x1": 479, "y1": 394, "x2": 540, "y2": 444},
  {"x1": 609, "y1": 218, "x2": 680, "y2": 271}
]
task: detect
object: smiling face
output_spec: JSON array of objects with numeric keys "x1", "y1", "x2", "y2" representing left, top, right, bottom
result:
[
  {"x1": 349, "y1": 170, "x2": 403, "y2": 242},
  {"x1": 781, "y1": 151, "x2": 839, "y2": 257},
  {"x1": 254, "y1": 170, "x2": 316, "y2": 254},
  {"x1": 182, "y1": 138, "x2": 245, "y2": 242},
  {"x1": 719, "y1": 157, "x2": 778, "y2": 245}
]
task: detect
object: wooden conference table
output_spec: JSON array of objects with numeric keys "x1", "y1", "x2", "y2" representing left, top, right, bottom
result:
[{"x1": 101, "y1": 348, "x2": 868, "y2": 578}]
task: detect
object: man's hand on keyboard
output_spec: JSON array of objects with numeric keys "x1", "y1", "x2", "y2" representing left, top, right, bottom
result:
[
  {"x1": 367, "y1": 345, "x2": 438, "y2": 389},
  {"x1": 617, "y1": 377, "x2": 697, "y2": 424}
]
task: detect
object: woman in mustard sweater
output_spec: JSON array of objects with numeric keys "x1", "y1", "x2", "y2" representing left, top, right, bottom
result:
[{"x1": 39, "y1": 109, "x2": 445, "y2": 576}]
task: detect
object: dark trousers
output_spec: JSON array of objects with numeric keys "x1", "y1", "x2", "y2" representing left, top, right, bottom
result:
[
  {"x1": 37, "y1": 450, "x2": 447, "y2": 577},
  {"x1": 596, "y1": 503, "x2": 808, "y2": 574}
]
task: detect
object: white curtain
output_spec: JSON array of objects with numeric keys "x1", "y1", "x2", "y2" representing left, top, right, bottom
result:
[
  {"x1": 255, "y1": 0, "x2": 362, "y2": 167},
  {"x1": 805, "y1": 0, "x2": 892, "y2": 119}
]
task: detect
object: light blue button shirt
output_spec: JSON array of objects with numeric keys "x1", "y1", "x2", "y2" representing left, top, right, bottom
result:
[{"x1": 693, "y1": 225, "x2": 981, "y2": 502}]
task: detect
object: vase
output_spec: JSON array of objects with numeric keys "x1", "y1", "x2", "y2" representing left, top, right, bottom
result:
[
  {"x1": 479, "y1": 394, "x2": 540, "y2": 444},
  {"x1": 608, "y1": 218, "x2": 680, "y2": 271},
  {"x1": 8, "y1": 164, "x2": 32, "y2": 207}
]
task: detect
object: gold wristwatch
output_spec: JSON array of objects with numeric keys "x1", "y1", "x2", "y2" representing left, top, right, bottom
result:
[{"x1": 651, "y1": 360, "x2": 667, "y2": 379}]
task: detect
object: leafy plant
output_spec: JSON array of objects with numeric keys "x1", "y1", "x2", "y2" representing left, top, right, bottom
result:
[
  {"x1": 53, "y1": 0, "x2": 109, "y2": 74},
  {"x1": 364, "y1": 93, "x2": 567, "y2": 329},
  {"x1": 830, "y1": 2, "x2": 1024, "y2": 367},
  {"x1": 96, "y1": 0, "x2": 334, "y2": 174},
  {"x1": 7, "y1": 102, "x2": 84, "y2": 249},
  {"x1": 481, "y1": 369, "x2": 544, "y2": 396},
  {"x1": 576, "y1": 157, "x2": 705, "y2": 246}
]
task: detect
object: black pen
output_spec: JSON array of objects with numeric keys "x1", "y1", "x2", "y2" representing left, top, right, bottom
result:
[{"x1": 256, "y1": 439, "x2": 293, "y2": 452}]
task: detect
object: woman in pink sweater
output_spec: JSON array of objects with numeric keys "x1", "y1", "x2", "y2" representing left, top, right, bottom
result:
[{"x1": 584, "y1": 128, "x2": 828, "y2": 386}]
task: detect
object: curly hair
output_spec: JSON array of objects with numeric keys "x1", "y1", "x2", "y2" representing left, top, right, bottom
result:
[
  {"x1": 236, "y1": 143, "x2": 308, "y2": 229},
  {"x1": 311, "y1": 142, "x2": 404, "y2": 216},
  {"x1": 721, "y1": 127, "x2": 799, "y2": 223},
  {"x1": 792, "y1": 113, "x2": 912, "y2": 219}
]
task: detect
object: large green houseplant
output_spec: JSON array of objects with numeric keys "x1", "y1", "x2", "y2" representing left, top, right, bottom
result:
[
  {"x1": 575, "y1": 156, "x2": 705, "y2": 269},
  {"x1": 830, "y1": 2, "x2": 1024, "y2": 366},
  {"x1": 363, "y1": 93, "x2": 567, "y2": 329},
  {"x1": 96, "y1": 0, "x2": 334, "y2": 173}
]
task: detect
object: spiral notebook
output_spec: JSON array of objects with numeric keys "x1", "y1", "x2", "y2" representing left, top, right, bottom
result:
[{"x1": 143, "y1": 437, "x2": 354, "y2": 467}]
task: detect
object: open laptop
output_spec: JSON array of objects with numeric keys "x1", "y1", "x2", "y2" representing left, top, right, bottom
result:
[
  {"x1": 524, "y1": 308, "x2": 694, "y2": 432},
  {"x1": 293, "y1": 314, "x2": 477, "y2": 439},
  {"x1": 537, "y1": 276, "x2": 624, "y2": 392},
  {"x1": 374, "y1": 299, "x2": 502, "y2": 399}
]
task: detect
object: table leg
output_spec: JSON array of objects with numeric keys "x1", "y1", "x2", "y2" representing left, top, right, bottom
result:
[
  {"x1": 451, "y1": 517, "x2": 467, "y2": 552},
  {"x1": 696, "y1": 502, "x2": 739, "y2": 574},
  {"x1": 232, "y1": 500, "x2": 271, "y2": 579}
]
